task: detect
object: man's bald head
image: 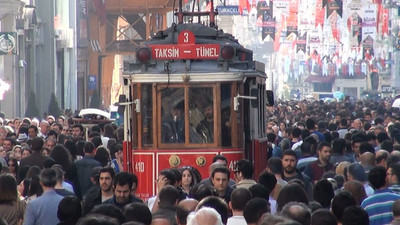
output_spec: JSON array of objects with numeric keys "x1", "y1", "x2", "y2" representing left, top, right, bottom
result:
[
  {"x1": 376, "y1": 150, "x2": 389, "y2": 167},
  {"x1": 179, "y1": 198, "x2": 199, "y2": 212},
  {"x1": 360, "y1": 152, "x2": 375, "y2": 169}
]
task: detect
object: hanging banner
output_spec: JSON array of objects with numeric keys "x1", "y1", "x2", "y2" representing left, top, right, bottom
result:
[
  {"x1": 256, "y1": 0, "x2": 273, "y2": 27},
  {"x1": 362, "y1": 35, "x2": 374, "y2": 61},
  {"x1": 329, "y1": 13, "x2": 340, "y2": 42},
  {"x1": 297, "y1": 32, "x2": 307, "y2": 52},
  {"x1": 362, "y1": 5, "x2": 377, "y2": 42},
  {"x1": 309, "y1": 26, "x2": 323, "y2": 57},
  {"x1": 380, "y1": 6, "x2": 389, "y2": 36},
  {"x1": 315, "y1": 0, "x2": 325, "y2": 27},
  {"x1": 348, "y1": 12, "x2": 362, "y2": 46},
  {"x1": 239, "y1": 0, "x2": 251, "y2": 15},
  {"x1": 289, "y1": 0, "x2": 299, "y2": 13},
  {"x1": 273, "y1": 0, "x2": 289, "y2": 22},
  {"x1": 262, "y1": 20, "x2": 276, "y2": 40},
  {"x1": 257, "y1": 0, "x2": 276, "y2": 40},
  {"x1": 287, "y1": 13, "x2": 298, "y2": 36},
  {"x1": 274, "y1": 15, "x2": 285, "y2": 51},
  {"x1": 326, "y1": 0, "x2": 343, "y2": 18}
]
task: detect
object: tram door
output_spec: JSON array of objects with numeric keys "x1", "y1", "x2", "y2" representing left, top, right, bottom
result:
[{"x1": 243, "y1": 78, "x2": 268, "y2": 179}]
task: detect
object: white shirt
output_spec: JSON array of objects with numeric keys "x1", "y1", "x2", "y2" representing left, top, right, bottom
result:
[
  {"x1": 269, "y1": 196, "x2": 277, "y2": 215},
  {"x1": 147, "y1": 195, "x2": 156, "y2": 210},
  {"x1": 227, "y1": 216, "x2": 247, "y2": 225}
]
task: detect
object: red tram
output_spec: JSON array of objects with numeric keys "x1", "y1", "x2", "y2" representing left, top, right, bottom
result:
[{"x1": 118, "y1": 1, "x2": 273, "y2": 200}]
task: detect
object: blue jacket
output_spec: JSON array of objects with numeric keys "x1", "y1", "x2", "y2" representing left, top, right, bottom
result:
[
  {"x1": 73, "y1": 155, "x2": 101, "y2": 199},
  {"x1": 23, "y1": 190, "x2": 64, "y2": 225}
]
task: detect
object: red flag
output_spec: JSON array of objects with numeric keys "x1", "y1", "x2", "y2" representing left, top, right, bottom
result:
[
  {"x1": 380, "y1": 6, "x2": 389, "y2": 36},
  {"x1": 93, "y1": 0, "x2": 106, "y2": 26},
  {"x1": 292, "y1": 37, "x2": 297, "y2": 49},
  {"x1": 330, "y1": 13, "x2": 340, "y2": 42},
  {"x1": 239, "y1": 0, "x2": 251, "y2": 15},
  {"x1": 205, "y1": 1, "x2": 212, "y2": 11},
  {"x1": 289, "y1": 0, "x2": 298, "y2": 14},
  {"x1": 315, "y1": 0, "x2": 325, "y2": 27},
  {"x1": 274, "y1": 15, "x2": 285, "y2": 51}
]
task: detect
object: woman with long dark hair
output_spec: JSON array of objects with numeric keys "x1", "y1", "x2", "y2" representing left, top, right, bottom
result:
[
  {"x1": 8, "y1": 157, "x2": 19, "y2": 180},
  {"x1": 0, "y1": 174, "x2": 26, "y2": 225},
  {"x1": 180, "y1": 166, "x2": 201, "y2": 195}
]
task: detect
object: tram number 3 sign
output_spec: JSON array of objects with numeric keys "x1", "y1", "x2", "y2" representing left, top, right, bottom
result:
[{"x1": 149, "y1": 30, "x2": 220, "y2": 60}]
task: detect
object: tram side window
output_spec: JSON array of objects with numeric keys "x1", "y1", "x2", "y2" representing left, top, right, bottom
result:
[
  {"x1": 189, "y1": 87, "x2": 214, "y2": 144},
  {"x1": 161, "y1": 88, "x2": 185, "y2": 143},
  {"x1": 142, "y1": 84, "x2": 153, "y2": 146},
  {"x1": 221, "y1": 83, "x2": 231, "y2": 146}
]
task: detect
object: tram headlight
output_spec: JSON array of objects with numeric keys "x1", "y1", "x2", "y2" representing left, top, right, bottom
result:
[
  {"x1": 221, "y1": 46, "x2": 235, "y2": 60},
  {"x1": 136, "y1": 47, "x2": 151, "y2": 63}
]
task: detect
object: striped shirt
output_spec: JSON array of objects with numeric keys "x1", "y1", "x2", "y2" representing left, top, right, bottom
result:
[
  {"x1": 361, "y1": 189, "x2": 400, "y2": 225},
  {"x1": 389, "y1": 184, "x2": 400, "y2": 195}
]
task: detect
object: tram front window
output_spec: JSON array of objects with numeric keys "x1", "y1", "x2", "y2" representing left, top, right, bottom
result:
[
  {"x1": 189, "y1": 87, "x2": 214, "y2": 144},
  {"x1": 161, "y1": 88, "x2": 185, "y2": 143}
]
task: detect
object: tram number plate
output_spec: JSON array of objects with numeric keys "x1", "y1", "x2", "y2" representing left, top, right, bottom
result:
[
  {"x1": 149, "y1": 30, "x2": 220, "y2": 60},
  {"x1": 135, "y1": 162, "x2": 145, "y2": 173},
  {"x1": 229, "y1": 160, "x2": 238, "y2": 171}
]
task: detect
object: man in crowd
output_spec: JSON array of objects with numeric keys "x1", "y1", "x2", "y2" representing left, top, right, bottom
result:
[
  {"x1": 361, "y1": 166, "x2": 400, "y2": 225},
  {"x1": 24, "y1": 168, "x2": 64, "y2": 225},
  {"x1": 347, "y1": 163, "x2": 374, "y2": 196},
  {"x1": 153, "y1": 185, "x2": 180, "y2": 225},
  {"x1": 212, "y1": 166, "x2": 233, "y2": 204},
  {"x1": 72, "y1": 124, "x2": 84, "y2": 141},
  {"x1": 103, "y1": 172, "x2": 143, "y2": 209},
  {"x1": 233, "y1": 159, "x2": 257, "y2": 189},
  {"x1": 388, "y1": 162, "x2": 400, "y2": 194},
  {"x1": 82, "y1": 167, "x2": 115, "y2": 215},
  {"x1": 350, "y1": 137, "x2": 363, "y2": 162},
  {"x1": 282, "y1": 150, "x2": 313, "y2": 199},
  {"x1": 2, "y1": 137, "x2": 15, "y2": 153},
  {"x1": 304, "y1": 141, "x2": 333, "y2": 184},
  {"x1": 20, "y1": 137, "x2": 48, "y2": 168},
  {"x1": 39, "y1": 120, "x2": 50, "y2": 138},
  {"x1": 227, "y1": 188, "x2": 252, "y2": 225},
  {"x1": 73, "y1": 141, "x2": 101, "y2": 199},
  {"x1": 376, "y1": 149, "x2": 389, "y2": 168}
]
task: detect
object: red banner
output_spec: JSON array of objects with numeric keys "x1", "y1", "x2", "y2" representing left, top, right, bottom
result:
[
  {"x1": 274, "y1": 15, "x2": 285, "y2": 51},
  {"x1": 239, "y1": 0, "x2": 251, "y2": 14},
  {"x1": 315, "y1": 0, "x2": 325, "y2": 27},
  {"x1": 330, "y1": 13, "x2": 340, "y2": 42},
  {"x1": 379, "y1": 5, "x2": 389, "y2": 36},
  {"x1": 289, "y1": 0, "x2": 298, "y2": 13}
]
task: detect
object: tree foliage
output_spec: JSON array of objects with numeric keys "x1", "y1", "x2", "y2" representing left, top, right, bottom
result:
[
  {"x1": 48, "y1": 92, "x2": 61, "y2": 118},
  {"x1": 25, "y1": 90, "x2": 40, "y2": 118},
  {"x1": 89, "y1": 89, "x2": 101, "y2": 109}
]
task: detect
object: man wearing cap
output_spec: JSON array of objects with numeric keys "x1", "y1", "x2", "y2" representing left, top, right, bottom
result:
[{"x1": 46, "y1": 115, "x2": 55, "y2": 125}]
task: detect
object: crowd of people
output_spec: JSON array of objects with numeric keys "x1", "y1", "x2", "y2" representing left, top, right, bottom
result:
[{"x1": 1, "y1": 97, "x2": 400, "y2": 224}]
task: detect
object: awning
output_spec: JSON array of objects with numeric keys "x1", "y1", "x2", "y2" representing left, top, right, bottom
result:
[{"x1": 304, "y1": 75, "x2": 335, "y2": 83}]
